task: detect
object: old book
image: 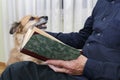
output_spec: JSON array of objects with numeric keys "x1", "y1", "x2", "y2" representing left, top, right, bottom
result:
[{"x1": 20, "y1": 27, "x2": 81, "y2": 61}]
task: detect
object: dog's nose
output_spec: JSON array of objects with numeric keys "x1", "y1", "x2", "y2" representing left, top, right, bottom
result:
[
  {"x1": 42, "y1": 16, "x2": 48, "y2": 20},
  {"x1": 44, "y1": 16, "x2": 48, "y2": 20}
]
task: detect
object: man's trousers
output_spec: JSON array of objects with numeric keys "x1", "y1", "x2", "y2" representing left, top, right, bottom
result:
[{"x1": 0, "y1": 61, "x2": 88, "y2": 80}]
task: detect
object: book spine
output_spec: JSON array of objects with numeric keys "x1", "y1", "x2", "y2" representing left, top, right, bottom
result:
[{"x1": 20, "y1": 48, "x2": 50, "y2": 61}]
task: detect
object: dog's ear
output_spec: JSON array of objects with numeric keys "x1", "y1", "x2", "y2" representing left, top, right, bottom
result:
[{"x1": 9, "y1": 22, "x2": 20, "y2": 34}]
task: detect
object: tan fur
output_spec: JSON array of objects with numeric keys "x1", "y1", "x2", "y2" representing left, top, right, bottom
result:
[{"x1": 7, "y1": 15, "x2": 47, "y2": 66}]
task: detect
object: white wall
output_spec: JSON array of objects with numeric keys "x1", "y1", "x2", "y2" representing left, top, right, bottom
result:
[
  {"x1": 0, "y1": 0, "x2": 5, "y2": 62},
  {"x1": 1, "y1": 0, "x2": 97, "y2": 62}
]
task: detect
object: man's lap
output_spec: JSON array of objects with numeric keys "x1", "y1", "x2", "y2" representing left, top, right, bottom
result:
[{"x1": 0, "y1": 61, "x2": 88, "y2": 80}]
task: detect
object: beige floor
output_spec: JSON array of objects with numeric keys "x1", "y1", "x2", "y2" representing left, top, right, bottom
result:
[{"x1": 0, "y1": 62, "x2": 6, "y2": 75}]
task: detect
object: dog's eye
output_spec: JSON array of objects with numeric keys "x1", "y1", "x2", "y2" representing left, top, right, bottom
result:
[{"x1": 29, "y1": 17, "x2": 35, "y2": 21}]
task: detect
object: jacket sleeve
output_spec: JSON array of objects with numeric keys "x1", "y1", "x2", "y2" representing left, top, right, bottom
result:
[
  {"x1": 83, "y1": 59, "x2": 120, "y2": 80},
  {"x1": 47, "y1": 16, "x2": 93, "y2": 49}
]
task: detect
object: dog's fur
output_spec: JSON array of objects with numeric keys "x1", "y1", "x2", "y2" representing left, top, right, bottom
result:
[{"x1": 7, "y1": 15, "x2": 48, "y2": 66}]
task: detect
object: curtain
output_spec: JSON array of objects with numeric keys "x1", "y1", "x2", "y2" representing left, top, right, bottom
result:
[{"x1": 1, "y1": 0, "x2": 97, "y2": 61}]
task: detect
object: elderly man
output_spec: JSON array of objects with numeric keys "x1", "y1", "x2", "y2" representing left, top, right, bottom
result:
[{"x1": 1, "y1": 0, "x2": 120, "y2": 80}]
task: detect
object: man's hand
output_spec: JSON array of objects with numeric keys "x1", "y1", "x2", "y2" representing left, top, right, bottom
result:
[{"x1": 46, "y1": 55, "x2": 88, "y2": 75}]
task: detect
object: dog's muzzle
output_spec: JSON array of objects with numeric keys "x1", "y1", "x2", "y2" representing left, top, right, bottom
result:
[{"x1": 35, "y1": 16, "x2": 48, "y2": 29}]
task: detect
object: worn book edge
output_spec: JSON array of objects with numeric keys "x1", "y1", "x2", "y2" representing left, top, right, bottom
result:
[{"x1": 21, "y1": 27, "x2": 64, "y2": 49}]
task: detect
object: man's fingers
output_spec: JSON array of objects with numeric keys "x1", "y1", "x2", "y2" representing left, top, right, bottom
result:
[
  {"x1": 48, "y1": 65, "x2": 70, "y2": 74},
  {"x1": 46, "y1": 60, "x2": 67, "y2": 68}
]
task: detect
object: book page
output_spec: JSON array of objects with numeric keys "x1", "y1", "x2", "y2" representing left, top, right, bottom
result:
[
  {"x1": 21, "y1": 28, "x2": 35, "y2": 49},
  {"x1": 21, "y1": 27, "x2": 64, "y2": 50},
  {"x1": 33, "y1": 27, "x2": 64, "y2": 44}
]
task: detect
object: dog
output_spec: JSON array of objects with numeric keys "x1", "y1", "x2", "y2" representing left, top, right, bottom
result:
[{"x1": 7, "y1": 15, "x2": 48, "y2": 66}]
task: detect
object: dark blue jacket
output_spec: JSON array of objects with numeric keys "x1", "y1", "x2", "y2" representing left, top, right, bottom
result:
[{"x1": 48, "y1": 0, "x2": 120, "y2": 80}]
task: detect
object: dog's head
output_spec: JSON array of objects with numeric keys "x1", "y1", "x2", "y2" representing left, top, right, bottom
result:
[{"x1": 10, "y1": 15, "x2": 48, "y2": 34}]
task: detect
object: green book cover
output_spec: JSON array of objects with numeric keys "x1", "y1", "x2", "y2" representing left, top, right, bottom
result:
[{"x1": 20, "y1": 27, "x2": 81, "y2": 61}]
